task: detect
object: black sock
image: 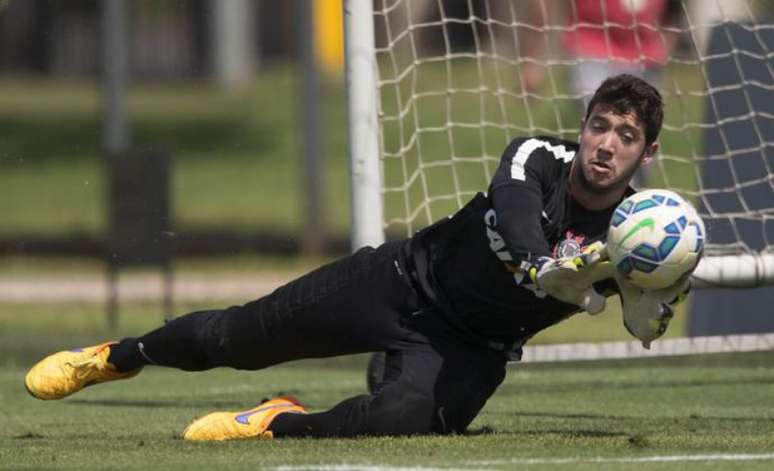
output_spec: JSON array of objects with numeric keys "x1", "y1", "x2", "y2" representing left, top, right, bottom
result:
[
  {"x1": 269, "y1": 410, "x2": 325, "y2": 437},
  {"x1": 107, "y1": 310, "x2": 224, "y2": 372},
  {"x1": 269, "y1": 395, "x2": 372, "y2": 438},
  {"x1": 107, "y1": 338, "x2": 147, "y2": 372}
]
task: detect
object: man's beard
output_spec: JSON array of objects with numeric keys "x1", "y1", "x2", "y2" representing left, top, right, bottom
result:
[{"x1": 575, "y1": 156, "x2": 641, "y2": 195}]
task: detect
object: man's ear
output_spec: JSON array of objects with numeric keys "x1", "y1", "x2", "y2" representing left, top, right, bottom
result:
[{"x1": 641, "y1": 142, "x2": 658, "y2": 166}]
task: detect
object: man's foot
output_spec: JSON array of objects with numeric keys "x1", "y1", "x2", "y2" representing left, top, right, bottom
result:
[
  {"x1": 182, "y1": 396, "x2": 308, "y2": 441},
  {"x1": 24, "y1": 342, "x2": 141, "y2": 400}
]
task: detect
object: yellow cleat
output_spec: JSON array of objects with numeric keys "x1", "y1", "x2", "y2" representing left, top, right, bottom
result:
[
  {"x1": 183, "y1": 396, "x2": 308, "y2": 441},
  {"x1": 24, "y1": 342, "x2": 141, "y2": 400}
]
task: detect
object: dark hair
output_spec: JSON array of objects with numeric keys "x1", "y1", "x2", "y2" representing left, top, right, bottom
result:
[{"x1": 584, "y1": 74, "x2": 664, "y2": 146}]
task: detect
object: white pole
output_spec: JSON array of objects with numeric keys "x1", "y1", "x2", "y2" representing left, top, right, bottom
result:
[
  {"x1": 299, "y1": 0, "x2": 324, "y2": 255},
  {"x1": 102, "y1": 0, "x2": 130, "y2": 155},
  {"x1": 692, "y1": 253, "x2": 774, "y2": 288},
  {"x1": 344, "y1": 0, "x2": 384, "y2": 251},
  {"x1": 210, "y1": 0, "x2": 255, "y2": 87}
]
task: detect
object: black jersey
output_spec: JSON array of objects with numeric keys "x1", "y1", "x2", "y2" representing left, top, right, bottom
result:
[{"x1": 407, "y1": 136, "x2": 631, "y2": 348}]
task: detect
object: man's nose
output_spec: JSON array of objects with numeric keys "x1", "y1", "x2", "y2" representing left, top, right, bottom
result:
[{"x1": 598, "y1": 133, "x2": 616, "y2": 157}]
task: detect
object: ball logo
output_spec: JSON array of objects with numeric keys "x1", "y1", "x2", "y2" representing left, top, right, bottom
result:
[{"x1": 619, "y1": 217, "x2": 655, "y2": 246}]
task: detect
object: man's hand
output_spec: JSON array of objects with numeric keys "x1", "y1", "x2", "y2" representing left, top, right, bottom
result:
[
  {"x1": 531, "y1": 242, "x2": 615, "y2": 314},
  {"x1": 617, "y1": 274, "x2": 691, "y2": 349}
]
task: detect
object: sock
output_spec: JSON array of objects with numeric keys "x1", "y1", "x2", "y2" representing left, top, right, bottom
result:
[
  {"x1": 269, "y1": 410, "x2": 324, "y2": 437},
  {"x1": 107, "y1": 338, "x2": 147, "y2": 372},
  {"x1": 107, "y1": 310, "x2": 223, "y2": 372}
]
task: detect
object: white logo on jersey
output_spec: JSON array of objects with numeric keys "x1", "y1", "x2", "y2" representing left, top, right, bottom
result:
[
  {"x1": 484, "y1": 208, "x2": 512, "y2": 262},
  {"x1": 510, "y1": 138, "x2": 575, "y2": 181},
  {"x1": 483, "y1": 208, "x2": 547, "y2": 298}
]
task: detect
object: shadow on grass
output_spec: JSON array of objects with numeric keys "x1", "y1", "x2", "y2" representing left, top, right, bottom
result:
[
  {"x1": 64, "y1": 386, "x2": 307, "y2": 409},
  {"x1": 64, "y1": 398, "x2": 254, "y2": 409},
  {"x1": 492, "y1": 408, "x2": 774, "y2": 425},
  {"x1": 502, "y1": 410, "x2": 626, "y2": 421},
  {"x1": 497, "y1": 375, "x2": 774, "y2": 396},
  {"x1": 466, "y1": 426, "x2": 624, "y2": 438}
]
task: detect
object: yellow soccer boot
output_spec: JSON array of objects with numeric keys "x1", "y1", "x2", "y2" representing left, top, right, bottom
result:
[
  {"x1": 183, "y1": 396, "x2": 308, "y2": 441},
  {"x1": 25, "y1": 342, "x2": 141, "y2": 400}
]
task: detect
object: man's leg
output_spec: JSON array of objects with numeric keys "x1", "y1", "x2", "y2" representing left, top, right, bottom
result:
[
  {"x1": 26, "y1": 241, "x2": 425, "y2": 401},
  {"x1": 267, "y1": 332, "x2": 508, "y2": 437},
  {"x1": 108, "y1": 242, "x2": 423, "y2": 373}
]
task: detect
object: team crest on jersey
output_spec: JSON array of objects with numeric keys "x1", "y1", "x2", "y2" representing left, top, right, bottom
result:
[{"x1": 554, "y1": 230, "x2": 587, "y2": 258}]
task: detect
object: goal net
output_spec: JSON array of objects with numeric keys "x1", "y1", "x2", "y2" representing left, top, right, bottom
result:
[{"x1": 345, "y1": 0, "x2": 774, "y2": 360}]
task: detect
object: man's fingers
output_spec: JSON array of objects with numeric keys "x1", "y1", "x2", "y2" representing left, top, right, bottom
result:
[
  {"x1": 580, "y1": 288, "x2": 606, "y2": 315},
  {"x1": 580, "y1": 259, "x2": 616, "y2": 284},
  {"x1": 581, "y1": 241, "x2": 608, "y2": 258}
]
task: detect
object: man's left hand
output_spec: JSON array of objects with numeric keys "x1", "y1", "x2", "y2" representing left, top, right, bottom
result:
[{"x1": 617, "y1": 274, "x2": 691, "y2": 349}]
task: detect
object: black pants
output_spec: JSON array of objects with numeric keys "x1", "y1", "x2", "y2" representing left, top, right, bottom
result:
[{"x1": 110, "y1": 241, "x2": 507, "y2": 436}]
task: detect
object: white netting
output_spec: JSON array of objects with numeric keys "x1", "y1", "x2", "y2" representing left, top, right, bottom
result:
[
  {"x1": 363, "y1": 0, "x2": 774, "y2": 357},
  {"x1": 373, "y1": 0, "x2": 774, "y2": 260}
]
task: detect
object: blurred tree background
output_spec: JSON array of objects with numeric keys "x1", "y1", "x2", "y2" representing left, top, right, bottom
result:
[{"x1": 0, "y1": 0, "x2": 350, "y2": 260}]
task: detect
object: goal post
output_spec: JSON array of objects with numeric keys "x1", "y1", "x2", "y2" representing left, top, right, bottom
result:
[
  {"x1": 345, "y1": 0, "x2": 774, "y2": 358},
  {"x1": 344, "y1": 0, "x2": 384, "y2": 251}
]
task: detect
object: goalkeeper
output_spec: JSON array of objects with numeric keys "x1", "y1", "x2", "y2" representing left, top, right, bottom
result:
[{"x1": 25, "y1": 74, "x2": 690, "y2": 440}]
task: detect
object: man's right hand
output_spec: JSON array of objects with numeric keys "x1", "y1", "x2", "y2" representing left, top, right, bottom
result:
[{"x1": 530, "y1": 242, "x2": 615, "y2": 314}]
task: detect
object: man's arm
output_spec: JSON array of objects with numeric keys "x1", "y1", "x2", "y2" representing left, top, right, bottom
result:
[
  {"x1": 487, "y1": 137, "x2": 559, "y2": 267},
  {"x1": 488, "y1": 138, "x2": 610, "y2": 312}
]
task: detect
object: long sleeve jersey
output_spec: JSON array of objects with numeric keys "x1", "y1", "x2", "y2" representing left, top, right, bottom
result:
[{"x1": 408, "y1": 136, "x2": 631, "y2": 348}]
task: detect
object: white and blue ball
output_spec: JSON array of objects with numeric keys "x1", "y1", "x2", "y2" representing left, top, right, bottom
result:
[{"x1": 607, "y1": 189, "x2": 705, "y2": 290}]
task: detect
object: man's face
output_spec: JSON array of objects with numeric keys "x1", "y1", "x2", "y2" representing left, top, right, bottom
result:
[{"x1": 575, "y1": 106, "x2": 657, "y2": 194}]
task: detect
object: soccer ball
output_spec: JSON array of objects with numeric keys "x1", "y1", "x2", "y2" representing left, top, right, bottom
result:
[{"x1": 607, "y1": 189, "x2": 705, "y2": 290}]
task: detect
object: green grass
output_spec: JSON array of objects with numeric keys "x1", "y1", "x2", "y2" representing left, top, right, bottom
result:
[
  {"x1": 3, "y1": 351, "x2": 774, "y2": 469},
  {"x1": 0, "y1": 294, "x2": 770, "y2": 470}
]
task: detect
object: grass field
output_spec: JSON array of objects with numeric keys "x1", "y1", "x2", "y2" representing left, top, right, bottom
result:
[
  {"x1": 2, "y1": 299, "x2": 773, "y2": 470},
  {"x1": 4, "y1": 351, "x2": 774, "y2": 469}
]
